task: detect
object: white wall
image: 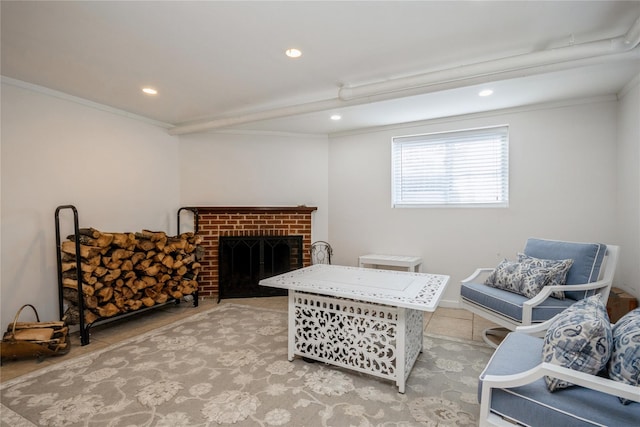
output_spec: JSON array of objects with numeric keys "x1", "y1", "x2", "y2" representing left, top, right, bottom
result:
[
  {"x1": 616, "y1": 74, "x2": 640, "y2": 298},
  {"x1": 328, "y1": 99, "x2": 620, "y2": 306},
  {"x1": 179, "y1": 132, "x2": 329, "y2": 241},
  {"x1": 0, "y1": 82, "x2": 181, "y2": 328},
  {"x1": 1, "y1": 79, "x2": 634, "y2": 328}
]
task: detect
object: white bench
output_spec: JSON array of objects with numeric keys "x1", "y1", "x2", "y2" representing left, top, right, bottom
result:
[{"x1": 359, "y1": 254, "x2": 423, "y2": 272}]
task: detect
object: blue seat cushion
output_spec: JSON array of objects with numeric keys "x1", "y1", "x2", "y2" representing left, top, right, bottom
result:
[
  {"x1": 523, "y1": 238, "x2": 607, "y2": 300},
  {"x1": 461, "y1": 282, "x2": 573, "y2": 322},
  {"x1": 480, "y1": 332, "x2": 640, "y2": 426}
]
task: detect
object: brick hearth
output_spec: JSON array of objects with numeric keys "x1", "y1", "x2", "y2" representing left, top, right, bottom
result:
[{"x1": 185, "y1": 206, "x2": 317, "y2": 299}]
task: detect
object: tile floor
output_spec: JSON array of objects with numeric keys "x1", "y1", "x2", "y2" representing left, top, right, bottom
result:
[{"x1": 0, "y1": 297, "x2": 499, "y2": 383}]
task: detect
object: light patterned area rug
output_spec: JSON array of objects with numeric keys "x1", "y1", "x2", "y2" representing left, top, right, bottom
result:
[{"x1": 1, "y1": 303, "x2": 493, "y2": 426}]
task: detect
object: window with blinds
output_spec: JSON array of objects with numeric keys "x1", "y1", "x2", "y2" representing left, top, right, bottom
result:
[{"x1": 392, "y1": 126, "x2": 509, "y2": 207}]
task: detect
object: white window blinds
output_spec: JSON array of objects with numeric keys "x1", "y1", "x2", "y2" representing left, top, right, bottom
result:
[{"x1": 392, "y1": 126, "x2": 509, "y2": 207}]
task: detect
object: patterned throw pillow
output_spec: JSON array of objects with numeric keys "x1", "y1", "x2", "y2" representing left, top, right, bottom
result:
[
  {"x1": 608, "y1": 308, "x2": 640, "y2": 404},
  {"x1": 484, "y1": 259, "x2": 522, "y2": 295},
  {"x1": 542, "y1": 295, "x2": 612, "y2": 392},
  {"x1": 517, "y1": 253, "x2": 573, "y2": 299},
  {"x1": 485, "y1": 257, "x2": 573, "y2": 299}
]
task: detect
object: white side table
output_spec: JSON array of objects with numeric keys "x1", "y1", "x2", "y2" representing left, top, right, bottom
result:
[{"x1": 358, "y1": 254, "x2": 423, "y2": 272}]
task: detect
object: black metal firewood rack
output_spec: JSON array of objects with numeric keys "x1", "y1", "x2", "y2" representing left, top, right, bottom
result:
[{"x1": 55, "y1": 205, "x2": 199, "y2": 345}]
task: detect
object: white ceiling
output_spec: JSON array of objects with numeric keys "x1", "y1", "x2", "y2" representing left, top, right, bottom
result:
[{"x1": 2, "y1": 1, "x2": 639, "y2": 136}]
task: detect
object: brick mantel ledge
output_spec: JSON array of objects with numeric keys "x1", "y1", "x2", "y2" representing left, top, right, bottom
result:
[{"x1": 188, "y1": 206, "x2": 317, "y2": 214}]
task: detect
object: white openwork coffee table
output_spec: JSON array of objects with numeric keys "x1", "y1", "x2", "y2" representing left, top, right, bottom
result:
[{"x1": 259, "y1": 264, "x2": 449, "y2": 392}]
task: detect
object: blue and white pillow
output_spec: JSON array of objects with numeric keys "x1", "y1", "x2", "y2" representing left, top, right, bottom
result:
[
  {"x1": 542, "y1": 295, "x2": 612, "y2": 392},
  {"x1": 484, "y1": 259, "x2": 522, "y2": 295},
  {"x1": 517, "y1": 253, "x2": 573, "y2": 299},
  {"x1": 608, "y1": 308, "x2": 640, "y2": 404},
  {"x1": 485, "y1": 256, "x2": 573, "y2": 299}
]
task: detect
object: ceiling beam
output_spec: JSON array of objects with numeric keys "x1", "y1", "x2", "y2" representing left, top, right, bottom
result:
[{"x1": 168, "y1": 16, "x2": 640, "y2": 136}]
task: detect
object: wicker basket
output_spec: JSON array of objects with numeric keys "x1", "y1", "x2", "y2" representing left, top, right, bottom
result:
[{"x1": 1, "y1": 304, "x2": 70, "y2": 361}]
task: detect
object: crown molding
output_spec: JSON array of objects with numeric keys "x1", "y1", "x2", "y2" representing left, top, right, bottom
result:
[{"x1": 1, "y1": 76, "x2": 173, "y2": 129}]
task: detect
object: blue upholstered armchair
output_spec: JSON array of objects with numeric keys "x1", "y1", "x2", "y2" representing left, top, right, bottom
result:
[
  {"x1": 478, "y1": 309, "x2": 640, "y2": 426},
  {"x1": 461, "y1": 238, "x2": 619, "y2": 346}
]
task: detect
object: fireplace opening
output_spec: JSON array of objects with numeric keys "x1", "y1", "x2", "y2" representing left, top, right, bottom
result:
[{"x1": 218, "y1": 235, "x2": 303, "y2": 300}]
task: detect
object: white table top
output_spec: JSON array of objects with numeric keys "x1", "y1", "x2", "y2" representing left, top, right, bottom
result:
[{"x1": 259, "y1": 264, "x2": 449, "y2": 311}]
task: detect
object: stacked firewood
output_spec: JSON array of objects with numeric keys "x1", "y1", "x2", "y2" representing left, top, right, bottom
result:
[{"x1": 60, "y1": 228, "x2": 202, "y2": 324}]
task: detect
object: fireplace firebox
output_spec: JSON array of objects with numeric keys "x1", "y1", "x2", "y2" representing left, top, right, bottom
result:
[{"x1": 218, "y1": 235, "x2": 303, "y2": 300}]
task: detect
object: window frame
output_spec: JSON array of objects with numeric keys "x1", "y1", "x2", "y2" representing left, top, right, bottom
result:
[{"x1": 391, "y1": 125, "x2": 509, "y2": 208}]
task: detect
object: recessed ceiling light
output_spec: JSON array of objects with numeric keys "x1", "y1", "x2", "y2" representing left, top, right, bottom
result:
[
  {"x1": 330, "y1": 114, "x2": 342, "y2": 121},
  {"x1": 479, "y1": 89, "x2": 493, "y2": 97},
  {"x1": 142, "y1": 87, "x2": 158, "y2": 95},
  {"x1": 285, "y1": 48, "x2": 302, "y2": 58}
]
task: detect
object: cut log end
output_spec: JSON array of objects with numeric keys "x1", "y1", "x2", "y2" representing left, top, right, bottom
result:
[{"x1": 61, "y1": 228, "x2": 200, "y2": 324}]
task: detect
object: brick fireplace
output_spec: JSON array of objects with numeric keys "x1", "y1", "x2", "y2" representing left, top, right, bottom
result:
[{"x1": 182, "y1": 206, "x2": 317, "y2": 299}]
